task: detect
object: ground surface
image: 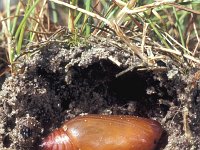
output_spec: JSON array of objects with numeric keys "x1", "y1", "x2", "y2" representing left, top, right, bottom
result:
[{"x1": 0, "y1": 35, "x2": 200, "y2": 150}]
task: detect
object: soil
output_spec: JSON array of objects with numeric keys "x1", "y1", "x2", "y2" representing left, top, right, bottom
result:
[{"x1": 0, "y1": 35, "x2": 200, "y2": 150}]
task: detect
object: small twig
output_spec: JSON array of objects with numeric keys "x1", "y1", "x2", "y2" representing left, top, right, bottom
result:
[
  {"x1": 30, "y1": 0, "x2": 47, "y2": 41},
  {"x1": 116, "y1": 65, "x2": 145, "y2": 78},
  {"x1": 125, "y1": 2, "x2": 200, "y2": 15},
  {"x1": 49, "y1": 0, "x2": 111, "y2": 25},
  {"x1": 164, "y1": 32, "x2": 191, "y2": 54},
  {"x1": 154, "y1": 46, "x2": 200, "y2": 64},
  {"x1": 0, "y1": 13, "x2": 12, "y2": 64},
  {"x1": 111, "y1": 21, "x2": 148, "y2": 63},
  {"x1": 192, "y1": 15, "x2": 200, "y2": 56},
  {"x1": 141, "y1": 23, "x2": 148, "y2": 56},
  {"x1": 183, "y1": 107, "x2": 193, "y2": 142},
  {"x1": 116, "y1": 65, "x2": 167, "y2": 78},
  {"x1": 108, "y1": 56, "x2": 122, "y2": 67}
]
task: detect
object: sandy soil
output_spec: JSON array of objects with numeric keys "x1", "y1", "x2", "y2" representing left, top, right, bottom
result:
[{"x1": 0, "y1": 35, "x2": 199, "y2": 150}]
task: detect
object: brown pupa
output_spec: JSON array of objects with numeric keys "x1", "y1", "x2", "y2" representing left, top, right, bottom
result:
[{"x1": 42, "y1": 115, "x2": 163, "y2": 150}]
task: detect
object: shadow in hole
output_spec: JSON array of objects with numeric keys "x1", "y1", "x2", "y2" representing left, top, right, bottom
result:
[{"x1": 109, "y1": 70, "x2": 148, "y2": 103}]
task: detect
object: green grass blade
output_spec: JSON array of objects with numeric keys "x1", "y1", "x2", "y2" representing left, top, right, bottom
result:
[
  {"x1": 6, "y1": 0, "x2": 11, "y2": 32},
  {"x1": 15, "y1": 0, "x2": 40, "y2": 40},
  {"x1": 74, "y1": 11, "x2": 83, "y2": 25},
  {"x1": 84, "y1": 0, "x2": 91, "y2": 36},
  {"x1": 50, "y1": 1, "x2": 58, "y2": 23},
  {"x1": 11, "y1": 2, "x2": 21, "y2": 35},
  {"x1": 148, "y1": 19, "x2": 170, "y2": 49},
  {"x1": 15, "y1": 0, "x2": 40, "y2": 55},
  {"x1": 173, "y1": 7, "x2": 185, "y2": 49}
]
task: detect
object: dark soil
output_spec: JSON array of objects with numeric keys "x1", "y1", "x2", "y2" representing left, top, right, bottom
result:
[{"x1": 0, "y1": 36, "x2": 200, "y2": 150}]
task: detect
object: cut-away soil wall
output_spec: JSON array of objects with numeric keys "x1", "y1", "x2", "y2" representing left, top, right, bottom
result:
[{"x1": 0, "y1": 36, "x2": 200, "y2": 150}]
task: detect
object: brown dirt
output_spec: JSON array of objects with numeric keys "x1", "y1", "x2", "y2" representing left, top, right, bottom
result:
[{"x1": 0, "y1": 35, "x2": 200, "y2": 150}]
